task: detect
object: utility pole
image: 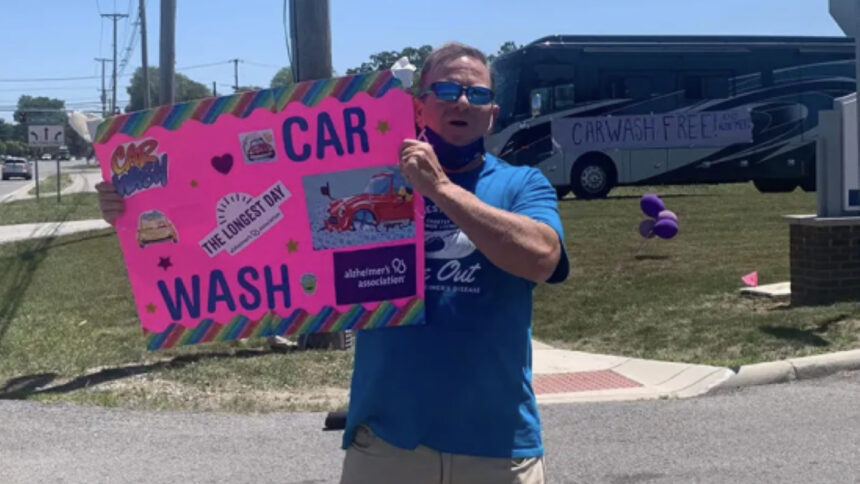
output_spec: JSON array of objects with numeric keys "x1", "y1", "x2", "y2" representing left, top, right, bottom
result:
[
  {"x1": 212, "y1": 81, "x2": 217, "y2": 97},
  {"x1": 94, "y1": 58, "x2": 111, "y2": 117},
  {"x1": 101, "y1": 12, "x2": 129, "y2": 114},
  {"x1": 289, "y1": 0, "x2": 343, "y2": 351},
  {"x1": 159, "y1": 0, "x2": 176, "y2": 105},
  {"x1": 139, "y1": 0, "x2": 151, "y2": 109},
  {"x1": 231, "y1": 58, "x2": 241, "y2": 92},
  {"x1": 289, "y1": 0, "x2": 332, "y2": 82}
]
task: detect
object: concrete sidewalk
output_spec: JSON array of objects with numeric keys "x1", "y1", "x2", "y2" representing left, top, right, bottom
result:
[
  {"x1": 531, "y1": 339, "x2": 860, "y2": 404},
  {"x1": 531, "y1": 340, "x2": 735, "y2": 404},
  {"x1": 0, "y1": 219, "x2": 111, "y2": 244},
  {"x1": 1, "y1": 218, "x2": 860, "y2": 405}
]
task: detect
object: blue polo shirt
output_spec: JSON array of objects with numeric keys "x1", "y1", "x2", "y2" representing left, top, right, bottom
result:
[{"x1": 343, "y1": 154, "x2": 569, "y2": 458}]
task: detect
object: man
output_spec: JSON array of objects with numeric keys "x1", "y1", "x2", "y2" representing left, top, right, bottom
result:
[
  {"x1": 339, "y1": 43, "x2": 568, "y2": 484},
  {"x1": 96, "y1": 41, "x2": 568, "y2": 484}
]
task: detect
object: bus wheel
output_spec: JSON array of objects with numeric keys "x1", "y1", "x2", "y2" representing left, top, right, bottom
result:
[
  {"x1": 571, "y1": 155, "x2": 615, "y2": 200},
  {"x1": 753, "y1": 179, "x2": 798, "y2": 193},
  {"x1": 555, "y1": 186, "x2": 571, "y2": 200}
]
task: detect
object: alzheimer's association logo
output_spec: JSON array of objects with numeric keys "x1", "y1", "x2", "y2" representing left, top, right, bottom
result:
[{"x1": 110, "y1": 139, "x2": 169, "y2": 197}]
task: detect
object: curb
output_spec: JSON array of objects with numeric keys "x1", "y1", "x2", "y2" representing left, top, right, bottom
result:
[
  {"x1": 0, "y1": 181, "x2": 37, "y2": 203},
  {"x1": 712, "y1": 349, "x2": 860, "y2": 390},
  {"x1": 0, "y1": 172, "x2": 96, "y2": 204}
]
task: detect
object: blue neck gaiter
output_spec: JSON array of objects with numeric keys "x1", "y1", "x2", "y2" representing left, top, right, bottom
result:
[{"x1": 420, "y1": 126, "x2": 485, "y2": 171}]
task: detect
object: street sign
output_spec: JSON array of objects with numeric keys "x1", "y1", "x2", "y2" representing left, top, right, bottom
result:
[
  {"x1": 830, "y1": 0, "x2": 857, "y2": 37},
  {"x1": 28, "y1": 124, "x2": 65, "y2": 147}
]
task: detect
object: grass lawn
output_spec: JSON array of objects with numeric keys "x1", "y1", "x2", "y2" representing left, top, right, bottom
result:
[
  {"x1": 28, "y1": 174, "x2": 73, "y2": 195},
  {"x1": 0, "y1": 181, "x2": 857, "y2": 414},
  {"x1": 0, "y1": 193, "x2": 103, "y2": 225},
  {"x1": 0, "y1": 230, "x2": 352, "y2": 413},
  {"x1": 533, "y1": 182, "x2": 860, "y2": 366}
]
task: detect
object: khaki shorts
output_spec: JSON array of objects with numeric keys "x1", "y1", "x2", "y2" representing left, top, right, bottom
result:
[{"x1": 340, "y1": 425, "x2": 545, "y2": 484}]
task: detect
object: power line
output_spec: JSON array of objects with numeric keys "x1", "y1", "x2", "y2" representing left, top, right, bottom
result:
[
  {"x1": 0, "y1": 86, "x2": 100, "y2": 92},
  {"x1": 0, "y1": 59, "x2": 270, "y2": 84},
  {"x1": 177, "y1": 60, "x2": 232, "y2": 71},
  {"x1": 117, "y1": 1, "x2": 140, "y2": 77},
  {"x1": 103, "y1": 12, "x2": 130, "y2": 114},
  {"x1": 244, "y1": 60, "x2": 283, "y2": 70},
  {"x1": 0, "y1": 75, "x2": 106, "y2": 83}
]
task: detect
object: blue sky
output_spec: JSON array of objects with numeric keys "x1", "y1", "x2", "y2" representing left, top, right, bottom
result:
[{"x1": 0, "y1": 0, "x2": 848, "y2": 121}]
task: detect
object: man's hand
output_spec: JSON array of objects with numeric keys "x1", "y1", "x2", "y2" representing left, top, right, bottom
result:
[
  {"x1": 398, "y1": 139, "x2": 450, "y2": 200},
  {"x1": 96, "y1": 182, "x2": 125, "y2": 226}
]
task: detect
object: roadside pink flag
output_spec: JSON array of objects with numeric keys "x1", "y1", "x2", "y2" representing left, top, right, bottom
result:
[{"x1": 741, "y1": 271, "x2": 759, "y2": 287}]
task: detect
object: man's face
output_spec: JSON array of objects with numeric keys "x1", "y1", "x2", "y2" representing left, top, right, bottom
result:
[{"x1": 414, "y1": 55, "x2": 499, "y2": 147}]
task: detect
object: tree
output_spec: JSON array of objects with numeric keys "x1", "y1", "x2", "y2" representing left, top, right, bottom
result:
[
  {"x1": 125, "y1": 67, "x2": 212, "y2": 112},
  {"x1": 14, "y1": 96, "x2": 67, "y2": 126},
  {"x1": 0, "y1": 119, "x2": 13, "y2": 141},
  {"x1": 12, "y1": 123, "x2": 27, "y2": 143},
  {"x1": 3, "y1": 140, "x2": 27, "y2": 157},
  {"x1": 347, "y1": 45, "x2": 433, "y2": 75},
  {"x1": 270, "y1": 67, "x2": 295, "y2": 88},
  {"x1": 64, "y1": 125, "x2": 89, "y2": 157},
  {"x1": 234, "y1": 85, "x2": 264, "y2": 93},
  {"x1": 488, "y1": 41, "x2": 521, "y2": 64}
]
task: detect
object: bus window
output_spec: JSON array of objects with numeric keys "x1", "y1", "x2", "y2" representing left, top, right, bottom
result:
[
  {"x1": 492, "y1": 59, "x2": 522, "y2": 130},
  {"x1": 684, "y1": 74, "x2": 730, "y2": 99},
  {"x1": 554, "y1": 84, "x2": 576, "y2": 109},
  {"x1": 529, "y1": 87, "x2": 552, "y2": 116},
  {"x1": 604, "y1": 75, "x2": 652, "y2": 99}
]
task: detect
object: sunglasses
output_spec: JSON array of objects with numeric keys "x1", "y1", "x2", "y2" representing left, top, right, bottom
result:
[{"x1": 420, "y1": 81, "x2": 495, "y2": 106}]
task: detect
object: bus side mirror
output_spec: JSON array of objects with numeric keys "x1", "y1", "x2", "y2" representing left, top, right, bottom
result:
[{"x1": 531, "y1": 92, "x2": 543, "y2": 118}]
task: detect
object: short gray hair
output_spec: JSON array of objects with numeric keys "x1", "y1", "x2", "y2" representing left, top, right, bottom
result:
[{"x1": 418, "y1": 42, "x2": 491, "y2": 91}]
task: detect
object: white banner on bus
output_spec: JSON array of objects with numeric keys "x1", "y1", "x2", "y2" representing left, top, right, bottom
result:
[{"x1": 552, "y1": 108, "x2": 754, "y2": 151}]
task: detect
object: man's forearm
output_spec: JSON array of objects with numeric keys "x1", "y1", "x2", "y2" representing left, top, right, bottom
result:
[{"x1": 430, "y1": 181, "x2": 561, "y2": 282}]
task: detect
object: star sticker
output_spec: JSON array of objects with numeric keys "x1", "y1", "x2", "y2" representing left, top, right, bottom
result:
[
  {"x1": 146, "y1": 303, "x2": 157, "y2": 314},
  {"x1": 157, "y1": 256, "x2": 173, "y2": 271},
  {"x1": 376, "y1": 120, "x2": 390, "y2": 135},
  {"x1": 190, "y1": 180, "x2": 199, "y2": 188},
  {"x1": 286, "y1": 239, "x2": 299, "y2": 253}
]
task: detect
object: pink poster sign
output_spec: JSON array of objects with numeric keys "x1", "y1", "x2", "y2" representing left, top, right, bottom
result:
[{"x1": 93, "y1": 71, "x2": 425, "y2": 350}]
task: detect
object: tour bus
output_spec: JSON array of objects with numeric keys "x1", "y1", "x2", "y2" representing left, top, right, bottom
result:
[{"x1": 487, "y1": 36, "x2": 856, "y2": 199}]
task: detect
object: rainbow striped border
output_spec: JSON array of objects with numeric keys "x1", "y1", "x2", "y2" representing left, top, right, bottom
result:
[
  {"x1": 143, "y1": 297, "x2": 424, "y2": 351},
  {"x1": 95, "y1": 70, "x2": 402, "y2": 144}
]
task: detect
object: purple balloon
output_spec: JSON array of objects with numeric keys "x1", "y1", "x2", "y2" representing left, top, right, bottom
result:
[
  {"x1": 638, "y1": 219, "x2": 656, "y2": 238},
  {"x1": 658, "y1": 210, "x2": 678, "y2": 223},
  {"x1": 654, "y1": 218, "x2": 679, "y2": 239},
  {"x1": 640, "y1": 194, "x2": 665, "y2": 219}
]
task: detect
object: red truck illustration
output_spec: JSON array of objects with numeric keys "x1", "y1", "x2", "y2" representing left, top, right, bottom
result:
[{"x1": 321, "y1": 171, "x2": 414, "y2": 231}]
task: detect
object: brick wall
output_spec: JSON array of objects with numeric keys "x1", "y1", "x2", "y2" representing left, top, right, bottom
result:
[{"x1": 789, "y1": 223, "x2": 860, "y2": 306}]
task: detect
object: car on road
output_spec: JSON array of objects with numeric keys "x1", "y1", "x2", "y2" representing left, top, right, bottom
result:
[
  {"x1": 57, "y1": 146, "x2": 71, "y2": 161},
  {"x1": 40, "y1": 153, "x2": 52, "y2": 161},
  {"x1": 1, "y1": 157, "x2": 34, "y2": 180}
]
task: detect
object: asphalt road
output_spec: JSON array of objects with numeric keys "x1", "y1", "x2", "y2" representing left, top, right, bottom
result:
[
  {"x1": 2, "y1": 371, "x2": 859, "y2": 483},
  {"x1": 0, "y1": 158, "x2": 90, "y2": 200}
]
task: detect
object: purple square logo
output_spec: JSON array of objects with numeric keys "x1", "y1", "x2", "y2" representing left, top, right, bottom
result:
[{"x1": 333, "y1": 244, "x2": 416, "y2": 305}]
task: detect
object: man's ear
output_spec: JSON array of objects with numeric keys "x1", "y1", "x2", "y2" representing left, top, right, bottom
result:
[
  {"x1": 488, "y1": 104, "x2": 500, "y2": 133},
  {"x1": 413, "y1": 96, "x2": 425, "y2": 130}
]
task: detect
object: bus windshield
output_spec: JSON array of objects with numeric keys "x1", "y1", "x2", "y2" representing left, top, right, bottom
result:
[{"x1": 491, "y1": 56, "x2": 521, "y2": 132}]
